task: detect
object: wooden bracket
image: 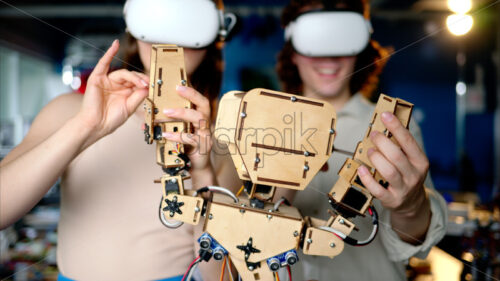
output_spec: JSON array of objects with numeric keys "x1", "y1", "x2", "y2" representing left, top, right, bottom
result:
[{"x1": 144, "y1": 44, "x2": 192, "y2": 169}]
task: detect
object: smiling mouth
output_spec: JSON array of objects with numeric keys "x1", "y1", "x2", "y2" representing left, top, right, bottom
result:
[{"x1": 316, "y1": 67, "x2": 340, "y2": 76}]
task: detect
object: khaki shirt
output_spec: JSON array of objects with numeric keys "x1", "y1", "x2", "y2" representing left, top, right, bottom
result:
[{"x1": 292, "y1": 93, "x2": 447, "y2": 280}]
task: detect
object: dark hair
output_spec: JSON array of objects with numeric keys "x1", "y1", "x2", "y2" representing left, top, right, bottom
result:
[
  {"x1": 276, "y1": 0, "x2": 391, "y2": 99},
  {"x1": 122, "y1": 33, "x2": 223, "y2": 114}
]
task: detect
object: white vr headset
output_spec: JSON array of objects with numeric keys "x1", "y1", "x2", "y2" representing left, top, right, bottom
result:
[
  {"x1": 124, "y1": 0, "x2": 236, "y2": 48},
  {"x1": 285, "y1": 11, "x2": 373, "y2": 57}
]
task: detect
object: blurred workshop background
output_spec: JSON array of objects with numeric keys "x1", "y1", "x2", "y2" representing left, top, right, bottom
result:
[{"x1": 0, "y1": 0, "x2": 499, "y2": 280}]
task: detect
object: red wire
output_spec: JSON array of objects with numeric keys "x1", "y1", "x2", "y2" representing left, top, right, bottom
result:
[
  {"x1": 287, "y1": 265, "x2": 292, "y2": 281},
  {"x1": 182, "y1": 256, "x2": 200, "y2": 281}
]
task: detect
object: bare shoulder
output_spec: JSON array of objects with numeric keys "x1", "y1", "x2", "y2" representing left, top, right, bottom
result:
[{"x1": 1, "y1": 93, "x2": 83, "y2": 165}]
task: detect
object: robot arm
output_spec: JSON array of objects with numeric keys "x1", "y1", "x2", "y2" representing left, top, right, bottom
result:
[{"x1": 145, "y1": 45, "x2": 414, "y2": 281}]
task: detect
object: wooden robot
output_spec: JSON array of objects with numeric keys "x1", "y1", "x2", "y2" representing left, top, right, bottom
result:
[{"x1": 143, "y1": 45, "x2": 414, "y2": 280}]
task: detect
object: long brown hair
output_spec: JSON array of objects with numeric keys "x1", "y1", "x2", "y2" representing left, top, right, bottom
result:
[
  {"x1": 122, "y1": 33, "x2": 223, "y2": 112},
  {"x1": 276, "y1": 0, "x2": 391, "y2": 99}
]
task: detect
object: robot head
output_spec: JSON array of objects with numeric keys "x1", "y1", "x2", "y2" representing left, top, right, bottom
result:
[
  {"x1": 284, "y1": 9, "x2": 373, "y2": 57},
  {"x1": 124, "y1": 0, "x2": 236, "y2": 48}
]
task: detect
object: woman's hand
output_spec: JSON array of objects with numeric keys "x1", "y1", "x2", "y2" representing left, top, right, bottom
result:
[
  {"x1": 76, "y1": 40, "x2": 149, "y2": 146},
  {"x1": 357, "y1": 112, "x2": 431, "y2": 243},
  {"x1": 161, "y1": 86, "x2": 213, "y2": 174}
]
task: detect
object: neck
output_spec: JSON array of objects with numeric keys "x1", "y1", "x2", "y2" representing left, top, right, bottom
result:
[{"x1": 303, "y1": 88, "x2": 352, "y2": 112}]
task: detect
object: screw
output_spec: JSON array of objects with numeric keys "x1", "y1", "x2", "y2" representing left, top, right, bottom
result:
[
  {"x1": 181, "y1": 79, "x2": 187, "y2": 86},
  {"x1": 240, "y1": 112, "x2": 247, "y2": 118},
  {"x1": 171, "y1": 178, "x2": 177, "y2": 183},
  {"x1": 303, "y1": 165, "x2": 309, "y2": 171},
  {"x1": 157, "y1": 79, "x2": 163, "y2": 85},
  {"x1": 175, "y1": 159, "x2": 181, "y2": 164},
  {"x1": 151, "y1": 83, "x2": 155, "y2": 88},
  {"x1": 304, "y1": 151, "x2": 310, "y2": 156},
  {"x1": 173, "y1": 196, "x2": 177, "y2": 201},
  {"x1": 240, "y1": 209, "x2": 245, "y2": 213},
  {"x1": 208, "y1": 214, "x2": 213, "y2": 220},
  {"x1": 267, "y1": 214, "x2": 272, "y2": 219},
  {"x1": 330, "y1": 242, "x2": 336, "y2": 248},
  {"x1": 248, "y1": 266, "x2": 254, "y2": 271},
  {"x1": 255, "y1": 157, "x2": 260, "y2": 163},
  {"x1": 359, "y1": 148, "x2": 363, "y2": 154},
  {"x1": 290, "y1": 96, "x2": 297, "y2": 102},
  {"x1": 170, "y1": 211, "x2": 174, "y2": 217},
  {"x1": 194, "y1": 207, "x2": 200, "y2": 213},
  {"x1": 293, "y1": 231, "x2": 299, "y2": 237},
  {"x1": 306, "y1": 238, "x2": 313, "y2": 244},
  {"x1": 329, "y1": 129, "x2": 335, "y2": 134},
  {"x1": 339, "y1": 219, "x2": 345, "y2": 225}
]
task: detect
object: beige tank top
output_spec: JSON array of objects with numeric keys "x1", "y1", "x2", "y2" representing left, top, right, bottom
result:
[{"x1": 58, "y1": 113, "x2": 196, "y2": 280}]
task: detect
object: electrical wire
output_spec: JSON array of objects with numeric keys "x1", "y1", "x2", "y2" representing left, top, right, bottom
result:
[
  {"x1": 186, "y1": 261, "x2": 200, "y2": 281},
  {"x1": 320, "y1": 206, "x2": 379, "y2": 246},
  {"x1": 219, "y1": 256, "x2": 227, "y2": 281},
  {"x1": 274, "y1": 271, "x2": 280, "y2": 281},
  {"x1": 182, "y1": 256, "x2": 201, "y2": 281},
  {"x1": 194, "y1": 186, "x2": 239, "y2": 203},
  {"x1": 287, "y1": 265, "x2": 292, "y2": 281},
  {"x1": 272, "y1": 197, "x2": 287, "y2": 212},
  {"x1": 235, "y1": 185, "x2": 245, "y2": 197},
  {"x1": 226, "y1": 256, "x2": 235, "y2": 281}
]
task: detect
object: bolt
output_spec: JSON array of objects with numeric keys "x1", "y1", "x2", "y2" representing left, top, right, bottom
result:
[
  {"x1": 181, "y1": 79, "x2": 187, "y2": 86},
  {"x1": 208, "y1": 214, "x2": 213, "y2": 220},
  {"x1": 329, "y1": 129, "x2": 335, "y2": 134},
  {"x1": 171, "y1": 178, "x2": 177, "y2": 183},
  {"x1": 339, "y1": 218, "x2": 345, "y2": 225},
  {"x1": 248, "y1": 266, "x2": 254, "y2": 271},
  {"x1": 267, "y1": 214, "x2": 272, "y2": 219},
  {"x1": 290, "y1": 96, "x2": 297, "y2": 102},
  {"x1": 255, "y1": 157, "x2": 260, "y2": 163},
  {"x1": 240, "y1": 112, "x2": 247, "y2": 118},
  {"x1": 304, "y1": 151, "x2": 310, "y2": 156},
  {"x1": 194, "y1": 207, "x2": 200, "y2": 213},
  {"x1": 330, "y1": 242, "x2": 336, "y2": 248},
  {"x1": 303, "y1": 165, "x2": 309, "y2": 171},
  {"x1": 294, "y1": 231, "x2": 299, "y2": 237},
  {"x1": 157, "y1": 79, "x2": 163, "y2": 85},
  {"x1": 306, "y1": 238, "x2": 313, "y2": 244}
]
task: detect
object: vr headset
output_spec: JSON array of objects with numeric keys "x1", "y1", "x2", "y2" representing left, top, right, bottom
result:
[
  {"x1": 285, "y1": 10, "x2": 373, "y2": 57},
  {"x1": 124, "y1": 0, "x2": 236, "y2": 48}
]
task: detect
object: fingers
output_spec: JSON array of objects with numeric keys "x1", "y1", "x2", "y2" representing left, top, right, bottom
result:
[
  {"x1": 92, "y1": 39, "x2": 119, "y2": 77},
  {"x1": 369, "y1": 130, "x2": 417, "y2": 183},
  {"x1": 163, "y1": 108, "x2": 210, "y2": 131},
  {"x1": 176, "y1": 86, "x2": 211, "y2": 118},
  {"x1": 162, "y1": 132, "x2": 212, "y2": 156},
  {"x1": 126, "y1": 88, "x2": 149, "y2": 114},
  {"x1": 109, "y1": 69, "x2": 148, "y2": 89},
  {"x1": 380, "y1": 112, "x2": 428, "y2": 171},
  {"x1": 357, "y1": 165, "x2": 393, "y2": 203},
  {"x1": 367, "y1": 147, "x2": 404, "y2": 189}
]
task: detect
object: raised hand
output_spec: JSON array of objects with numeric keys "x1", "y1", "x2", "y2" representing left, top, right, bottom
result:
[
  {"x1": 357, "y1": 112, "x2": 431, "y2": 242},
  {"x1": 76, "y1": 39, "x2": 149, "y2": 146}
]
